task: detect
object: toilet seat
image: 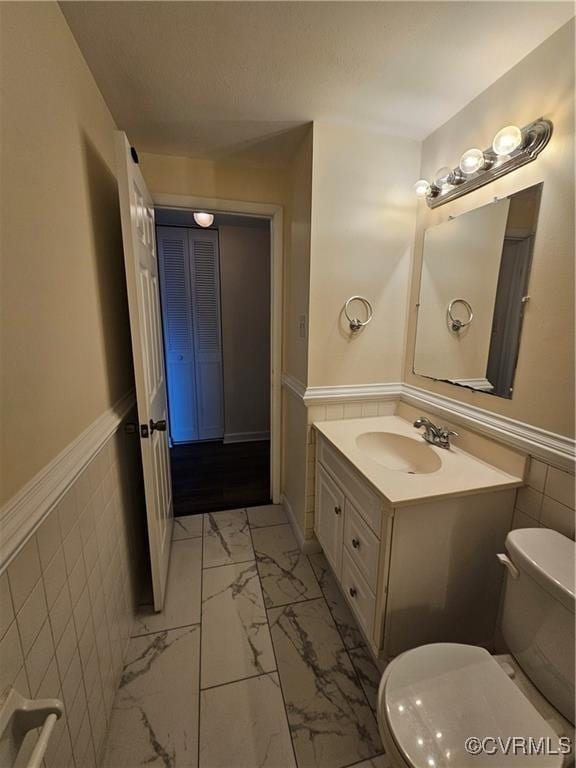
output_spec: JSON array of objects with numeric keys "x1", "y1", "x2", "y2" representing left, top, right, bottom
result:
[{"x1": 378, "y1": 643, "x2": 567, "y2": 767}]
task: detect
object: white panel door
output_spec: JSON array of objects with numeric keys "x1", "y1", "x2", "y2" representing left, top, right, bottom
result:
[
  {"x1": 157, "y1": 226, "x2": 199, "y2": 443},
  {"x1": 188, "y1": 229, "x2": 224, "y2": 440},
  {"x1": 114, "y1": 132, "x2": 173, "y2": 611}
]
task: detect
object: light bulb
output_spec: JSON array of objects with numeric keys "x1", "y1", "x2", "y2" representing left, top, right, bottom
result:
[
  {"x1": 414, "y1": 179, "x2": 431, "y2": 198},
  {"x1": 193, "y1": 212, "x2": 214, "y2": 228},
  {"x1": 459, "y1": 148, "x2": 485, "y2": 175},
  {"x1": 492, "y1": 125, "x2": 522, "y2": 156},
  {"x1": 435, "y1": 166, "x2": 453, "y2": 189}
]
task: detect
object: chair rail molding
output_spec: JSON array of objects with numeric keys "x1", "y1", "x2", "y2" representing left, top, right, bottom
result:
[
  {"x1": 401, "y1": 384, "x2": 575, "y2": 472},
  {"x1": 303, "y1": 382, "x2": 403, "y2": 405},
  {"x1": 281, "y1": 377, "x2": 574, "y2": 471},
  {"x1": 281, "y1": 373, "x2": 307, "y2": 400},
  {"x1": 0, "y1": 390, "x2": 136, "y2": 573}
]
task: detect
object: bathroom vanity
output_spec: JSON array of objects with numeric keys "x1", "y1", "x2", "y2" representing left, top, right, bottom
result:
[{"x1": 313, "y1": 415, "x2": 525, "y2": 661}]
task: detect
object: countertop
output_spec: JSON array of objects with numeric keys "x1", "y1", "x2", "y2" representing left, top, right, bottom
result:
[{"x1": 313, "y1": 415, "x2": 525, "y2": 507}]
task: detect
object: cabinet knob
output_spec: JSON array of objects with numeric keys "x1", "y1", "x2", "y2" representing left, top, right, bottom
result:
[
  {"x1": 351, "y1": 537, "x2": 360, "y2": 549},
  {"x1": 334, "y1": 505, "x2": 341, "y2": 516},
  {"x1": 349, "y1": 586, "x2": 357, "y2": 598}
]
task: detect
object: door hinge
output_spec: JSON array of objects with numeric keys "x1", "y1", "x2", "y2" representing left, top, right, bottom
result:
[{"x1": 140, "y1": 424, "x2": 149, "y2": 439}]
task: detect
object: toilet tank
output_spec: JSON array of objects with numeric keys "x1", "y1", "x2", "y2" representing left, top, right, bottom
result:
[{"x1": 500, "y1": 528, "x2": 575, "y2": 724}]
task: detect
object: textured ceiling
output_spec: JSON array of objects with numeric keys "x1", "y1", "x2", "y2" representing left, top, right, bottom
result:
[{"x1": 61, "y1": 1, "x2": 574, "y2": 166}]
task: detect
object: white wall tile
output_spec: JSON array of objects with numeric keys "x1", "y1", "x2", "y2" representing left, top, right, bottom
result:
[
  {"x1": 343, "y1": 403, "x2": 362, "y2": 418},
  {"x1": 515, "y1": 486, "x2": 543, "y2": 520},
  {"x1": 0, "y1": 572, "x2": 15, "y2": 640},
  {"x1": 325, "y1": 404, "x2": 344, "y2": 420},
  {"x1": 25, "y1": 619, "x2": 54, "y2": 695},
  {"x1": 36, "y1": 510, "x2": 62, "y2": 571},
  {"x1": 17, "y1": 578, "x2": 47, "y2": 655},
  {"x1": 525, "y1": 458, "x2": 548, "y2": 493},
  {"x1": 63, "y1": 524, "x2": 83, "y2": 578},
  {"x1": 8, "y1": 536, "x2": 41, "y2": 612},
  {"x1": 42, "y1": 547, "x2": 67, "y2": 609},
  {"x1": 377, "y1": 402, "x2": 395, "y2": 416},
  {"x1": 0, "y1": 621, "x2": 24, "y2": 696},
  {"x1": 307, "y1": 406, "x2": 326, "y2": 424},
  {"x1": 50, "y1": 585, "x2": 73, "y2": 648},
  {"x1": 540, "y1": 496, "x2": 575, "y2": 539},
  {"x1": 545, "y1": 467, "x2": 575, "y2": 510},
  {"x1": 57, "y1": 488, "x2": 78, "y2": 542},
  {"x1": 511, "y1": 508, "x2": 538, "y2": 531},
  {"x1": 361, "y1": 403, "x2": 378, "y2": 417}
]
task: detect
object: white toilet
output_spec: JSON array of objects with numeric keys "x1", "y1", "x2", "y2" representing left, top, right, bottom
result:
[{"x1": 377, "y1": 528, "x2": 575, "y2": 767}]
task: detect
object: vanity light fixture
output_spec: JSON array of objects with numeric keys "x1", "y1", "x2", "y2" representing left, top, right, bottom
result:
[
  {"x1": 415, "y1": 117, "x2": 552, "y2": 208},
  {"x1": 193, "y1": 211, "x2": 214, "y2": 228}
]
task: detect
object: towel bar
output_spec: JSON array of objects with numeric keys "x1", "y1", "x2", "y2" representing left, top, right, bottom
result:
[{"x1": 0, "y1": 688, "x2": 63, "y2": 768}]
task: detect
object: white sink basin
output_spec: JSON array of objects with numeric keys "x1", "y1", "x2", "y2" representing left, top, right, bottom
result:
[{"x1": 355, "y1": 431, "x2": 442, "y2": 474}]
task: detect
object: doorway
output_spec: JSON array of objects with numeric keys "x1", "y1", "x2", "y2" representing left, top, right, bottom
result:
[{"x1": 155, "y1": 205, "x2": 278, "y2": 515}]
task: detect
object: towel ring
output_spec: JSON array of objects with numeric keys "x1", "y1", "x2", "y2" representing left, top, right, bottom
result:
[
  {"x1": 448, "y1": 298, "x2": 473, "y2": 332},
  {"x1": 344, "y1": 296, "x2": 374, "y2": 332}
]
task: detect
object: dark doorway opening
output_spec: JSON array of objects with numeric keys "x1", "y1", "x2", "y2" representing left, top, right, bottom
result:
[{"x1": 171, "y1": 440, "x2": 271, "y2": 516}]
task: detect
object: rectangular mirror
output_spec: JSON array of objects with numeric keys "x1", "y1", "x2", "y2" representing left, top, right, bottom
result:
[{"x1": 414, "y1": 183, "x2": 543, "y2": 398}]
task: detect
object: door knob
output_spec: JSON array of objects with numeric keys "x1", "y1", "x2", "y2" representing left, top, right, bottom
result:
[
  {"x1": 351, "y1": 537, "x2": 360, "y2": 549},
  {"x1": 149, "y1": 419, "x2": 167, "y2": 433},
  {"x1": 334, "y1": 505, "x2": 341, "y2": 516}
]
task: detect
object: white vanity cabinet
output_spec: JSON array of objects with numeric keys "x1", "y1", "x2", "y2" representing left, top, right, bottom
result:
[{"x1": 314, "y1": 433, "x2": 517, "y2": 661}]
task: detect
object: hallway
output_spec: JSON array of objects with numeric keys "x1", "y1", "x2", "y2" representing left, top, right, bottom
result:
[
  {"x1": 102, "y1": 505, "x2": 385, "y2": 768},
  {"x1": 171, "y1": 441, "x2": 271, "y2": 516}
]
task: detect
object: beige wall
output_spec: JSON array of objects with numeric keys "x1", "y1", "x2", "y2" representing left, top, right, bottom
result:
[
  {"x1": 405, "y1": 20, "x2": 575, "y2": 438},
  {"x1": 140, "y1": 151, "x2": 288, "y2": 207},
  {"x1": 219, "y1": 225, "x2": 271, "y2": 439},
  {"x1": 308, "y1": 122, "x2": 420, "y2": 387},
  {"x1": 0, "y1": 2, "x2": 134, "y2": 504}
]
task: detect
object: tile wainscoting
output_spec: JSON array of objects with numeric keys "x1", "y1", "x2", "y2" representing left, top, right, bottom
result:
[{"x1": 0, "y1": 410, "x2": 145, "y2": 767}]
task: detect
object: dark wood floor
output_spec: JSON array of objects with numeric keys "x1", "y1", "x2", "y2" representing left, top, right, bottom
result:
[{"x1": 170, "y1": 439, "x2": 271, "y2": 516}]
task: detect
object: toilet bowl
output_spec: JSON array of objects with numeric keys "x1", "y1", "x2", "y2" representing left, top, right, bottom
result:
[{"x1": 376, "y1": 529, "x2": 575, "y2": 767}]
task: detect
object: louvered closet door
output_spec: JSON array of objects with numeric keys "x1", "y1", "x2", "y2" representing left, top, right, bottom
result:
[
  {"x1": 157, "y1": 227, "x2": 199, "y2": 443},
  {"x1": 188, "y1": 229, "x2": 224, "y2": 440}
]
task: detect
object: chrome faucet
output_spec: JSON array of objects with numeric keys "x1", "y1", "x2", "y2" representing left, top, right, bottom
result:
[{"x1": 413, "y1": 417, "x2": 458, "y2": 449}]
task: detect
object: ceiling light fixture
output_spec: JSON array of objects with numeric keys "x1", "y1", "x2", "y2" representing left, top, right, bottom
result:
[
  {"x1": 414, "y1": 118, "x2": 552, "y2": 208},
  {"x1": 193, "y1": 212, "x2": 214, "y2": 228}
]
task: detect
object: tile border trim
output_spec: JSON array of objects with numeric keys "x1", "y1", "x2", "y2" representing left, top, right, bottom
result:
[
  {"x1": 281, "y1": 375, "x2": 575, "y2": 471},
  {"x1": 281, "y1": 494, "x2": 322, "y2": 555},
  {"x1": 0, "y1": 389, "x2": 136, "y2": 573}
]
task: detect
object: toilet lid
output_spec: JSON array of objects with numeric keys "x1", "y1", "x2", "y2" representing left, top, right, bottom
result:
[{"x1": 382, "y1": 643, "x2": 565, "y2": 767}]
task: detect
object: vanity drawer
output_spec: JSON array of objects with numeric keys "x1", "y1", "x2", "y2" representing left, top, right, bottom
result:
[
  {"x1": 315, "y1": 464, "x2": 345, "y2": 576},
  {"x1": 341, "y1": 548, "x2": 375, "y2": 640},
  {"x1": 344, "y1": 499, "x2": 380, "y2": 590},
  {"x1": 318, "y1": 436, "x2": 383, "y2": 536}
]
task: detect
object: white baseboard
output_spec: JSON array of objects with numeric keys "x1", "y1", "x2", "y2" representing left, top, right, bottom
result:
[
  {"x1": 0, "y1": 390, "x2": 136, "y2": 572},
  {"x1": 223, "y1": 431, "x2": 270, "y2": 444},
  {"x1": 281, "y1": 494, "x2": 322, "y2": 554}
]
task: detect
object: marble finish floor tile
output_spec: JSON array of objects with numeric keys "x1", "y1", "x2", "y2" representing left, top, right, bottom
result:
[
  {"x1": 349, "y1": 757, "x2": 387, "y2": 768},
  {"x1": 199, "y1": 672, "x2": 296, "y2": 768},
  {"x1": 269, "y1": 598, "x2": 382, "y2": 768},
  {"x1": 203, "y1": 508, "x2": 254, "y2": 568},
  {"x1": 201, "y1": 561, "x2": 275, "y2": 689},
  {"x1": 309, "y1": 552, "x2": 365, "y2": 650},
  {"x1": 133, "y1": 538, "x2": 202, "y2": 636},
  {"x1": 252, "y1": 524, "x2": 322, "y2": 607},
  {"x1": 173, "y1": 514, "x2": 204, "y2": 540},
  {"x1": 349, "y1": 646, "x2": 382, "y2": 713},
  {"x1": 247, "y1": 503, "x2": 288, "y2": 528},
  {"x1": 102, "y1": 625, "x2": 200, "y2": 768}
]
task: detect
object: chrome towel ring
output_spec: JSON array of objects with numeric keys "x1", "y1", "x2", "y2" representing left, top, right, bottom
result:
[
  {"x1": 344, "y1": 296, "x2": 374, "y2": 333},
  {"x1": 448, "y1": 298, "x2": 473, "y2": 332}
]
